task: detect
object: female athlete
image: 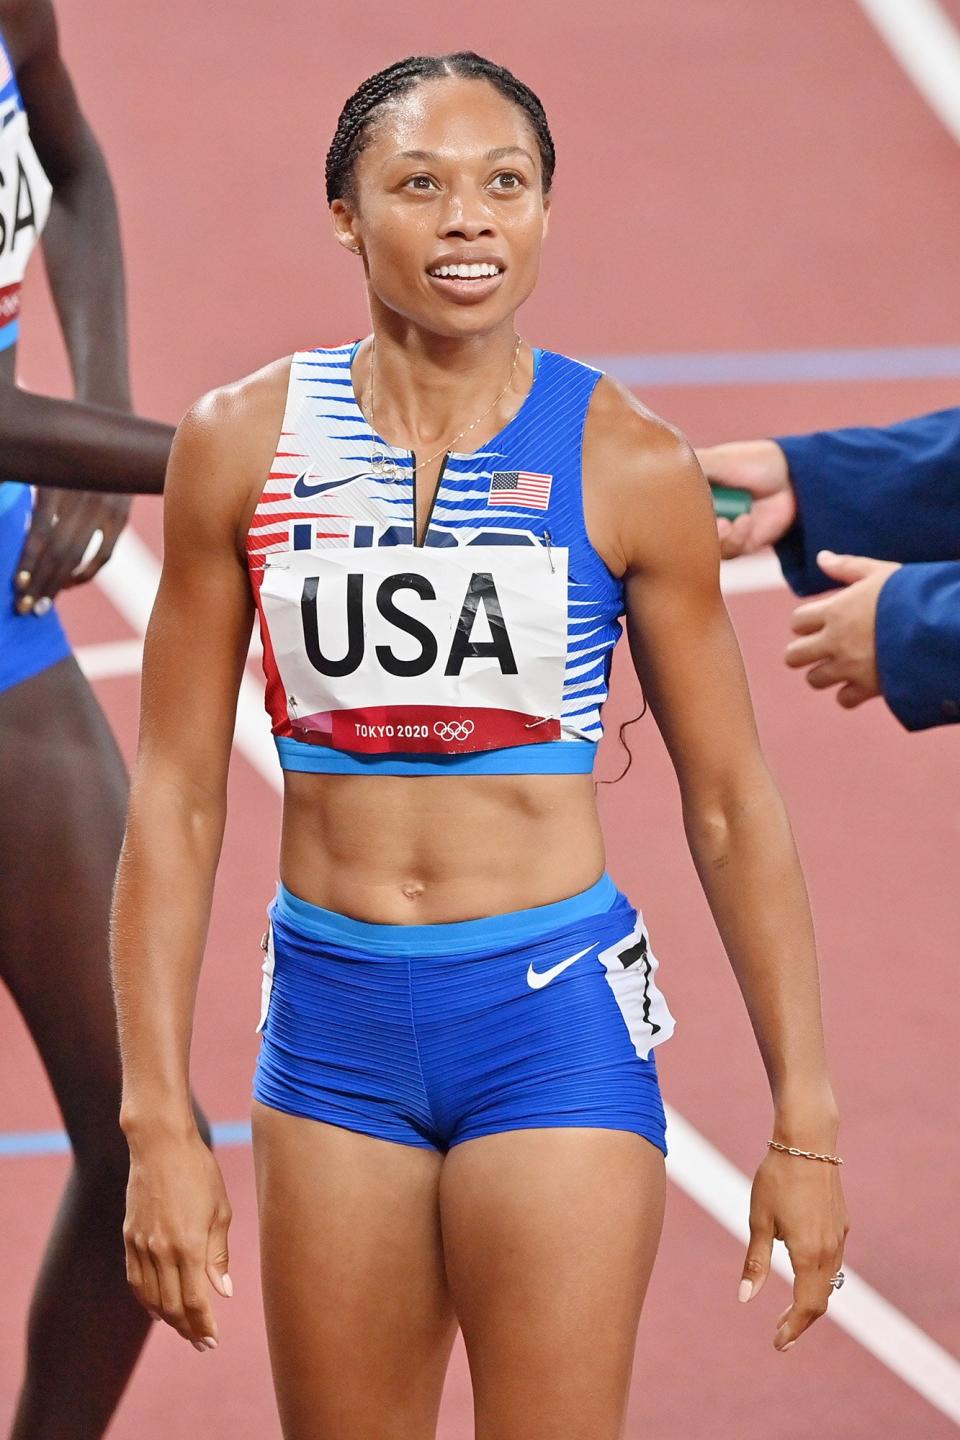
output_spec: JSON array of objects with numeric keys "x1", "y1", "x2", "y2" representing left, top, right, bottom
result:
[
  {"x1": 1, "y1": 4, "x2": 204, "y2": 1435},
  {"x1": 113, "y1": 52, "x2": 848, "y2": 1439}
]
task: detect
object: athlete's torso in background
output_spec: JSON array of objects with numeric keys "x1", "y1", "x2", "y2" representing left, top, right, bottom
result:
[{"x1": 1, "y1": 25, "x2": 52, "y2": 520}]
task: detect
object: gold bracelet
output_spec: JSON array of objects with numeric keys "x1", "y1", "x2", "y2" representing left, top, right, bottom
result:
[{"x1": 768, "y1": 1139, "x2": 843, "y2": 1166}]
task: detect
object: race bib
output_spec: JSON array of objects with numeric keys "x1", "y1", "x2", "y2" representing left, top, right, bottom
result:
[
  {"x1": 0, "y1": 109, "x2": 53, "y2": 327},
  {"x1": 259, "y1": 545, "x2": 568, "y2": 754}
]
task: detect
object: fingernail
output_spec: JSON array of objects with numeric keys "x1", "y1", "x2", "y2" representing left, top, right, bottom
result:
[
  {"x1": 15, "y1": 569, "x2": 30, "y2": 588},
  {"x1": 192, "y1": 1340, "x2": 206, "y2": 1352},
  {"x1": 202, "y1": 1335, "x2": 218, "y2": 1350},
  {"x1": 33, "y1": 596, "x2": 52, "y2": 617},
  {"x1": 15, "y1": 595, "x2": 34, "y2": 615},
  {"x1": 780, "y1": 1340, "x2": 796, "y2": 1352},
  {"x1": 738, "y1": 1280, "x2": 753, "y2": 1304},
  {"x1": 817, "y1": 549, "x2": 835, "y2": 561},
  {"x1": 222, "y1": 1273, "x2": 234, "y2": 1298}
]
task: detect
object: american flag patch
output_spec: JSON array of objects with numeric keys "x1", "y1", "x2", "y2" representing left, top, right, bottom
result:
[{"x1": 488, "y1": 470, "x2": 553, "y2": 510}]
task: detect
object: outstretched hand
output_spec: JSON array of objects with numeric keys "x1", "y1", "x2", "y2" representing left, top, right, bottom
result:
[
  {"x1": 786, "y1": 551, "x2": 901, "y2": 709},
  {"x1": 694, "y1": 440, "x2": 796, "y2": 557}
]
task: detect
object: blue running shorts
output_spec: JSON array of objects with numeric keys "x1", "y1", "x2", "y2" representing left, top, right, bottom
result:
[
  {"x1": 253, "y1": 872, "x2": 675, "y2": 1154},
  {"x1": 0, "y1": 484, "x2": 71, "y2": 695}
]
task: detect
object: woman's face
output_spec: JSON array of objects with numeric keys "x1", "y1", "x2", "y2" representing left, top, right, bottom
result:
[{"x1": 333, "y1": 77, "x2": 550, "y2": 340}]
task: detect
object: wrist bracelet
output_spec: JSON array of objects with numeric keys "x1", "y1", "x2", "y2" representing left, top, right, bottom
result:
[{"x1": 768, "y1": 1139, "x2": 843, "y2": 1166}]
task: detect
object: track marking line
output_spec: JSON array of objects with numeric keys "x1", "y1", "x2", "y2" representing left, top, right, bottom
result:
[
  {"x1": 90, "y1": 531, "x2": 959, "y2": 1422},
  {"x1": 589, "y1": 343, "x2": 960, "y2": 387},
  {"x1": 857, "y1": 0, "x2": 960, "y2": 147},
  {"x1": 665, "y1": 1108, "x2": 960, "y2": 1424},
  {"x1": 74, "y1": 638, "x2": 143, "y2": 680}
]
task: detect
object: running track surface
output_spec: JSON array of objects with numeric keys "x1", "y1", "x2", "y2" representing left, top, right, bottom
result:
[{"x1": 2, "y1": 2, "x2": 959, "y2": 1435}]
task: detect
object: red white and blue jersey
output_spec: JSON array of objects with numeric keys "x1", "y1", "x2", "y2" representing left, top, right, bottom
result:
[
  {"x1": 247, "y1": 344, "x2": 625, "y2": 777},
  {"x1": 0, "y1": 29, "x2": 51, "y2": 357}
]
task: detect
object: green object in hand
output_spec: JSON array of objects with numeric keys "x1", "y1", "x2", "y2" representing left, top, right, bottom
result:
[{"x1": 711, "y1": 484, "x2": 753, "y2": 521}]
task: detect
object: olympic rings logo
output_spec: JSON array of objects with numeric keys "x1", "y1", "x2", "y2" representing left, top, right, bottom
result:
[{"x1": 433, "y1": 719, "x2": 476, "y2": 743}]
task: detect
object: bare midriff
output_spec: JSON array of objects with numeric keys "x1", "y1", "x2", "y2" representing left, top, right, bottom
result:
[{"x1": 279, "y1": 769, "x2": 607, "y2": 924}]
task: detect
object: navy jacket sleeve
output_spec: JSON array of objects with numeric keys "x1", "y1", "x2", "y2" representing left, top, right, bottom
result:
[
  {"x1": 875, "y1": 563, "x2": 960, "y2": 731},
  {"x1": 773, "y1": 407, "x2": 960, "y2": 596}
]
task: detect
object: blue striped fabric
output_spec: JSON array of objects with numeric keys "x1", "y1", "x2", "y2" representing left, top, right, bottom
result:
[{"x1": 253, "y1": 876, "x2": 669, "y2": 1155}]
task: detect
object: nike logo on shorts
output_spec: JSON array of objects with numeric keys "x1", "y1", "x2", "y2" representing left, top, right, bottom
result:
[
  {"x1": 292, "y1": 470, "x2": 370, "y2": 499},
  {"x1": 526, "y1": 945, "x2": 596, "y2": 990}
]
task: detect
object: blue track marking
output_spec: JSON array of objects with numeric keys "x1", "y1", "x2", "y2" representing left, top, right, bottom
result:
[
  {"x1": 0, "y1": 1120, "x2": 253, "y2": 1158},
  {"x1": 587, "y1": 343, "x2": 960, "y2": 386}
]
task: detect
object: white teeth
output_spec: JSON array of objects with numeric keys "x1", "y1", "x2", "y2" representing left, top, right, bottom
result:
[{"x1": 429, "y1": 262, "x2": 501, "y2": 279}]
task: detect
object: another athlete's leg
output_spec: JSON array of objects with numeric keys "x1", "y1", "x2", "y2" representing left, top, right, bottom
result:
[
  {"x1": 253, "y1": 1102, "x2": 458, "y2": 1440},
  {"x1": 0, "y1": 658, "x2": 208, "y2": 1440},
  {"x1": 441, "y1": 1127, "x2": 665, "y2": 1440}
]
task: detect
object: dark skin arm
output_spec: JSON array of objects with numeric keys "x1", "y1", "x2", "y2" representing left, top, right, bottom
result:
[
  {"x1": 586, "y1": 379, "x2": 849, "y2": 1351},
  {"x1": 0, "y1": 0, "x2": 170, "y2": 616}
]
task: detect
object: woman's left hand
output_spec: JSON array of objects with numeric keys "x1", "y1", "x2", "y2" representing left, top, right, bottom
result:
[
  {"x1": 15, "y1": 489, "x2": 132, "y2": 612},
  {"x1": 739, "y1": 1147, "x2": 849, "y2": 1350}
]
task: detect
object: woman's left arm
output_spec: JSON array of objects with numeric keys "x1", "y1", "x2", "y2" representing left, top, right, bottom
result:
[{"x1": 587, "y1": 382, "x2": 848, "y2": 1351}]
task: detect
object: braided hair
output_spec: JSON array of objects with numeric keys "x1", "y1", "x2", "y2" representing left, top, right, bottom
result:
[{"x1": 325, "y1": 52, "x2": 556, "y2": 205}]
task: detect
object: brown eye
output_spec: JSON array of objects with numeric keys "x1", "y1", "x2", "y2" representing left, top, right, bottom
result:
[
  {"x1": 491, "y1": 171, "x2": 524, "y2": 191},
  {"x1": 406, "y1": 174, "x2": 439, "y2": 191}
]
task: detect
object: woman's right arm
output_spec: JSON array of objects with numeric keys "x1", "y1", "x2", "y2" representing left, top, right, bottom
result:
[{"x1": 111, "y1": 373, "x2": 279, "y2": 1349}]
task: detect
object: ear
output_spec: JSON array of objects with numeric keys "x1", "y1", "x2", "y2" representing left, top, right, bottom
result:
[
  {"x1": 541, "y1": 194, "x2": 551, "y2": 242},
  {"x1": 331, "y1": 198, "x2": 363, "y2": 257}
]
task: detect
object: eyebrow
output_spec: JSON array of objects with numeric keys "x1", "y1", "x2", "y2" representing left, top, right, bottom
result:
[{"x1": 397, "y1": 146, "x2": 535, "y2": 164}]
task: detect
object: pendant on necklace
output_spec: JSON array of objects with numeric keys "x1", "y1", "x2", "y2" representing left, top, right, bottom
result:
[{"x1": 370, "y1": 450, "x2": 400, "y2": 481}]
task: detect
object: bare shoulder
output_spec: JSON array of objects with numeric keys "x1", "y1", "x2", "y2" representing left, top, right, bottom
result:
[
  {"x1": 165, "y1": 356, "x2": 292, "y2": 554},
  {"x1": 583, "y1": 375, "x2": 715, "y2": 577}
]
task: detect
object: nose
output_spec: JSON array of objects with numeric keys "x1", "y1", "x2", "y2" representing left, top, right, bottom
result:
[{"x1": 438, "y1": 185, "x2": 496, "y2": 243}]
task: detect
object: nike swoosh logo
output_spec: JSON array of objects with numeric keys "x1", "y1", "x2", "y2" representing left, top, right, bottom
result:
[
  {"x1": 292, "y1": 470, "x2": 370, "y2": 498},
  {"x1": 526, "y1": 945, "x2": 596, "y2": 990}
]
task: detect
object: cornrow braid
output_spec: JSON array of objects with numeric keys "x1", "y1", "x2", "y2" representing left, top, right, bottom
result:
[{"x1": 325, "y1": 51, "x2": 556, "y2": 205}]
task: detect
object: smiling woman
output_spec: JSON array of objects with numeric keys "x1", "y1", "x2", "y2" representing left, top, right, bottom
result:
[{"x1": 111, "y1": 50, "x2": 848, "y2": 1440}]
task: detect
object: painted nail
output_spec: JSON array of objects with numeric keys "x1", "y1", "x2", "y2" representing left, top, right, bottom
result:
[
  {"x1": 192, "y1": 1341, "x2": 206, "y2": 1352},
  {"x1": 737, "y1": 1280, "x2": 753, "y2": 1304},
  {"x1": 15, "y1": 570, "x2": 31, "y2": 588},
  {"x1": 15, "y1": 595, "x2": 34, "y2": 615},
  {"x1": 780, "y1": 1340, "x2": 796, "y2": 1352},
  {"x1": 202, "y1": 1335, "x2": 218, "y2": 1350},
  {"x1": 222, "y1": 1273, "x2": 234, "y2": 1298},
  {"x1": 33, "y1": 596, "x2": 52, "y2": 616}
]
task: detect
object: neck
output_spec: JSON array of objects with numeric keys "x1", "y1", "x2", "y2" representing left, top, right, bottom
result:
[{"x1": 357, "y1": 305, "x2": 527, "y2": 451}]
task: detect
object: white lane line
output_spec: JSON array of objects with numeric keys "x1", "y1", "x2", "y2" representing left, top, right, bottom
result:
[
  {"x1": 93, "y1": 529, "x2": 279, "y2": 787},
  {"x1": 857, "y1": 0, "x2": 960, "y2": 146},
  {"x1": 75, "y1": 638, "x2": 143, "y2": 681},
  {"x1": 666, "y1": 1108, "x2": 960, "y2": 1424}
]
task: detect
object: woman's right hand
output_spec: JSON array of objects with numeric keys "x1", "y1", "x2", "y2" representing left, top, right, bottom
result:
[
  {"x1": 123, "y1": 1128, "x2": 233, "y2": 1351},
  {"x1": 695, "y1": 439, "x2": 797, "y2": 558}
]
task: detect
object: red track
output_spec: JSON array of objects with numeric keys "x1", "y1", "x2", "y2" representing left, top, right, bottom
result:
[{"x1": 2, "y1": 2, "x2": 958, "y2": 1434}]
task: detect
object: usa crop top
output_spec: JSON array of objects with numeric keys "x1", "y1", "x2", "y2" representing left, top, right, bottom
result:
[{"x1": 246, "y1": 343, "x2": 626, "y2": 777}]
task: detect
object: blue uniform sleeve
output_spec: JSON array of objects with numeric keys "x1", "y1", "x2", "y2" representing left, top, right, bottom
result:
[
  {"x1": 772, "y1": 408, "x2": 960, "y2": 595},
  {"x1": 875, "y1": 563, "x2": 960, "y2": 731}
]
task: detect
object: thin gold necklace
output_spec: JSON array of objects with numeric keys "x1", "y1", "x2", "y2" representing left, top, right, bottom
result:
[{"x1": 365, "y1": 336, "x2": 523, "y2": 480}]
